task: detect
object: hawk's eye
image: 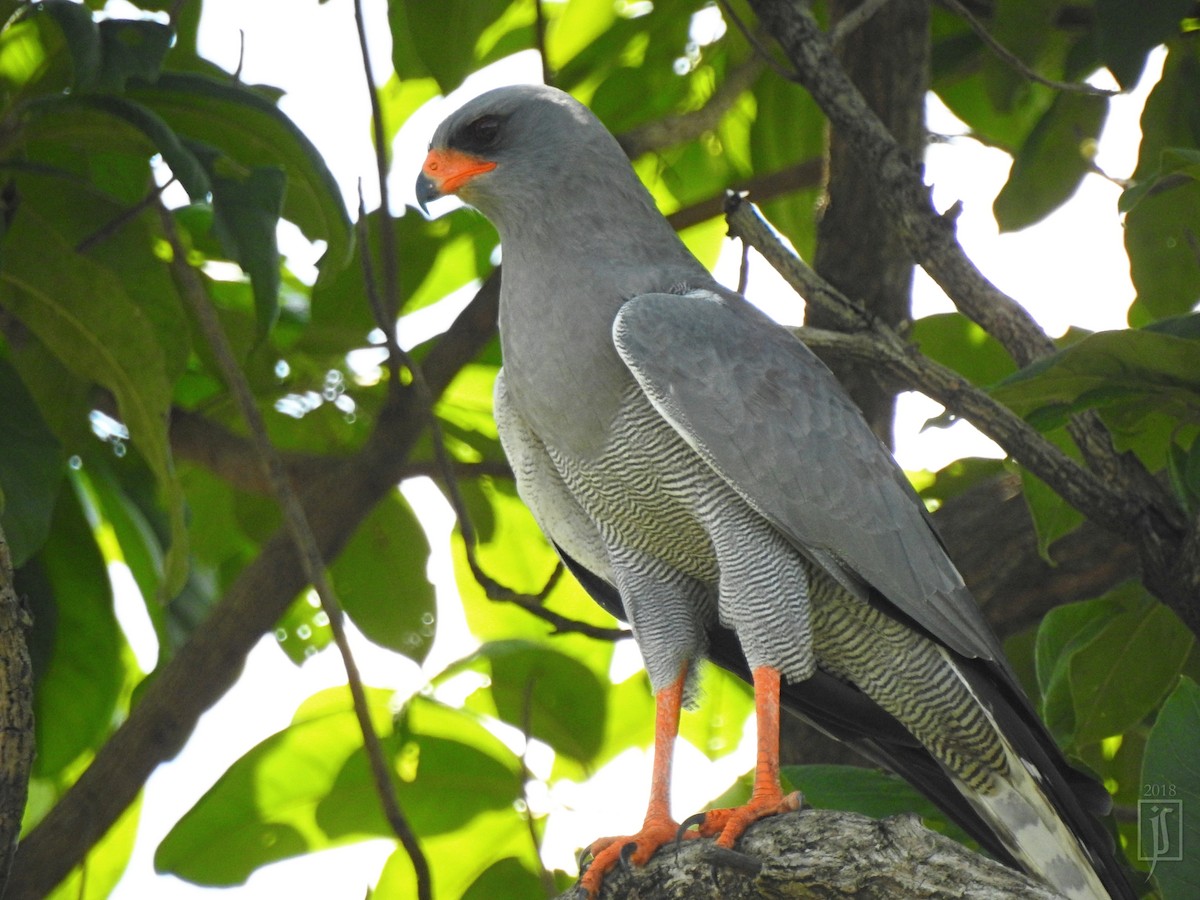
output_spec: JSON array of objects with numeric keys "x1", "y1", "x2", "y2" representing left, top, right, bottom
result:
[{"x1": 463, "y1": 115, "x2": 501, "y2": 150}]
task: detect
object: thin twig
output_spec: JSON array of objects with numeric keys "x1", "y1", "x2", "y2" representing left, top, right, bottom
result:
[
  {"x1": 158, "y1": 207, "x2": 432, "y2": 900},
  {"x1": 617, "y1": 55, "x2": 765, "y2": 158},
  {"x1": 519, "y1": 678, "x2": 558, "y2": 897},
  {"x1": 346, "y1": 0, "x2": 619, "y2": 638},
  {"x1": 356, "y1": 185, "x2": 401, "y2": 389},
  {"x1": 830, "y1": 0, "x2": 895, "y2": 46},
  {"x1": 939, "y1": 0, "x2": 1118, "y2": 97},
  {"x1": 723, "y1": 194, "x2": 1135, "y2": 533},
  {"x1": 742, "y1": 0, "x2": 1191, "y2": 555},
  {"x1": 715, "y1": 0, "x2": 802, "y2": 84},
  {"x1": 534, "y1": 0, "x2": 552, "y2": 87},
  {"x1": 352, "y1": 0, "x2": 402, "y2": 392},
  {"x1": 75, "y1": 178, "x2": 173, "y2": 253},
  {"x1": 664, "y1": 157, "x2": 823, "y2": 231},
  {"x1": 736, "y1": 230, "x2": 750, "y2": 296}
]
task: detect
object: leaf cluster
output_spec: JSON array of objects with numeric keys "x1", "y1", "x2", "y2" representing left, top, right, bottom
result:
[{"x1": 1, "y1": 1, "x2": 1199, "y2": 899}]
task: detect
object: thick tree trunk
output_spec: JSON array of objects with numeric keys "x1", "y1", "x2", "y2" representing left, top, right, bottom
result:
[{"x1": 809, "y1": 0, "x2": 929, "y2": 445}]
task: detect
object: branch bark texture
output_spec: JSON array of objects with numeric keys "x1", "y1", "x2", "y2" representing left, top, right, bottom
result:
[
  {"x1": 744, "y1": 0, "x2": 1198, "y2": 637},
  {"x1": 557, "y1": 810, "x2": 1063, "y2": 899},
  {"x1": 0, "y1": 527, "x2": 33, "y2": 900}
]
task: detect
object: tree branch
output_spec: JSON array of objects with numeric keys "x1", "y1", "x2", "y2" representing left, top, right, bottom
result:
[
  {"x1": 745, "y1": 1, "x2": 1176, "y2": 535},
  {"x1": 724, "y1": 195, "x2": 1129, "y2": 527},
  {"x1": 937, "y1": 0, "x2": 1118, "y2": 97},
  {"x1": 730, "y1": 4, "x2": 1198, "y2": 632},
  {"x1": 556, "y1": 809, "x2": 1063, "y2": 899},
  {"x1": 160, "y1": 208, "x2": 431, "y2": 900},
  {"x1": 4, "y1": 278, "x2": 500, "y2": 900},
  {"x1": 0, "y1": 525, "x2": 33, "y2": 899}
]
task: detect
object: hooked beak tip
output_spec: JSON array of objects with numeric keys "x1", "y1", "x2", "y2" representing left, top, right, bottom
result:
[{"x1": 414, "y1": 172, "x2": 440, "y2": 214}]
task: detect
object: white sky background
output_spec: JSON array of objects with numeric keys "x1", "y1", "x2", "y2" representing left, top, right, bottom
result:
[{"x1": 101, "y1": 0, "x2": 1163, "y2": 896}]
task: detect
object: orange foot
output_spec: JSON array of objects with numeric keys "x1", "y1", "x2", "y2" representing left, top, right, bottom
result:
[
  {"x1": 579, "y1": 816, "x2": 690, "y2": 898},
  {"x1": 695, "y1": 788, "x2": 803, "y2": 848}
]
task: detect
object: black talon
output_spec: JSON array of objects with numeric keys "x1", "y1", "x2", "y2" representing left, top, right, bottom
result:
[
  {"x1": 618, "y1": 841, "x2": 638, "y2": 873},
  {"x1": 677, "y1": 811, "x2": 707, "y2": 844}
]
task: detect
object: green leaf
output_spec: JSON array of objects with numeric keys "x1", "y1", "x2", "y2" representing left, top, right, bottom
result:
[
  {"x1": 915, "y1": 457, "x2": 1007, "y2": 509},
  {"x1": 569, "y1": 670, "x2": 654, "y2": 778},
  {"x1": 0, "y1": 205, "x2": 189, "y2": 597},
  {"x1": 1131, "y1": 42, "x2": 1200, "y2": 185},
  {"x1": 992, "y1": 328, "x2": 1200, "y2": 427},
  {"x1": 391, "y1": 0, "x2": 518, "y2": 93},
  {"x1": 1037, "y1": 586, "x2": 1194, "y2": 747},
  {"x1": 93, "y1": 17, "x2": 172, "y2": 92},
  {"x1": 1125, "y1": 176, "x2": 1200, "y2": 323},
  {"x1": 378, "y1": 74, "x2": 440, "y2": 152},
  {"x1": 0, "y1": 357, "x2": 64, "y2": 566},
  {"x1": 310, "y1": 208, "x2": 496, "y2": 347},
  {"x1": 156, "y1": 690, "x2": 522, "y2": 886},
  {"x1": 462, "y1": 857, "x2": 545, "y2": 900},
  {"x1": 910, "y1": 313, "x2": 1018, "y2": 387},
  {"x1": 19, "y1": 480, "x2": 124, "y2": 777},
  {"x1": 155, "y1": 685, "x2": 394, "y2": 885},
  {"x1": 1140, "y1": 677, "x2": 1200, "y2": 898},
  {"x1": 546, "y1": 0, "x2": 621, "y2": 74},
  {"x1": 932, "y1": 0, "x2": 1063, "y2": 153},
  {"x1": 34, "y1": 0, "x2": 101, "y2": 90},
  {"x1": 207, "y1": 159, "x2": 286, "y2": 336},
  {"x1": 78, "y1": 457, "x2": 168, "y2": 656},
  {"x1": 451, "y1": 640, "x2": 608, "y2": 765},
  {"x1": 46, "y1": 94, "x2": 212, "y2": 199},
  {"x1": 994, "y1": 91, "x2": 1108, "y2": 232},
  {"x1": 333, "y1": 491, "x2": 436, "y2": 662},
  {"x1": 274, "y1": 590, "x2": 334, "y2": 664},
  {"x1": 1096, "y1": 0, "x2": 1193, "y2": 90},
  {"x1": 128, "y1": 72, "x2": 352, "y2": 280},
  {"x1": 373, "y1": 807, "x2": 533, "y2": 900},
  {"x1": 1166, "y1": 432, "x2": 1200, "y2": 514},
  {"x1": 1018, "y1": 432, "x2": 1086, "y2": 560},
  {"x1": 679, "y1": 662, "x2": 753, "y2": 761},
  {"x1": 749, "y1": 72, "x2": 824, "y2": 259},
  {"x1": 1070, "y1": 600, "x2": 1193, "y2": 746},
  {"x1": 392, "y1": 694, "x2": 524, "y2": 828},
  {"x1": 1036, "y1": 592, "x2": 1126, "y2": 742}
]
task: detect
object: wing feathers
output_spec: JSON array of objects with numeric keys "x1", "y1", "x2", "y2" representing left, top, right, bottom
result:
[{"x1": 613, "y1": 289, "x2": 1002, "y2": 663}]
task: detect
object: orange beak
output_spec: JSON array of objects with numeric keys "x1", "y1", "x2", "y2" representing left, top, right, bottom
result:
[{"x1": 415, "y1": 148, "x2": 497, "y2": 211}]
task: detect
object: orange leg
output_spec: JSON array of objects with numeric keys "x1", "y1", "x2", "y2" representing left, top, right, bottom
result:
[
  {"x1": 579, "y1": 668, "x2": 689, "y2": 898},
  {"x1": 697, "y1": 665, "x2": 802, "y2": 846}
]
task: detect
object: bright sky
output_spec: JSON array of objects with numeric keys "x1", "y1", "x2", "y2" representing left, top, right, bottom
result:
[{"x1": 102, "y1": 0, "x2": 1164, "y2": 896}]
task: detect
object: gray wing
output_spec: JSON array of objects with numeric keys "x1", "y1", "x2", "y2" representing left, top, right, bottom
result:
[
  {"x1": 612, "y1": 289, "x2": 1003, "y2": 663},
  {"x1": 494, "y1": 369, "x2": 614, "y2": 585}
]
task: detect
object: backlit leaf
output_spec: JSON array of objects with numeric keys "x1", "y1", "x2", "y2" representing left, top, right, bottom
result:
[
  {"x1": 333, "y1": 490, "x2": 436, "y2": 663},
  {"x1": 20, "y1": 481, "x2": 124, "y2": 777},
  {"x1": 994, "y1": 91, "x2": 1108, "y2": 232},
  {"x1": 128, "y1": 72, "x2": 352, "y2": 280},
  {"x1": 0, "y1": 357, "x2": 64, "y2": 566},
  {"x1": 1140, "y1": 677, "x2": 1200, "y2": 897},
  {"x1": 0, "y1": 206, "x2": 189, "y2": 597}
]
